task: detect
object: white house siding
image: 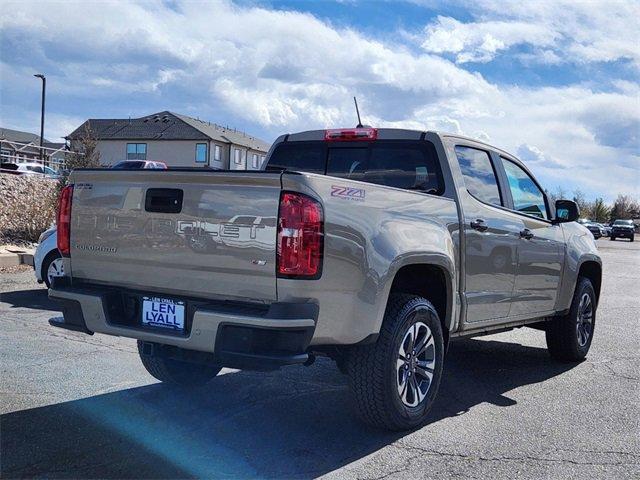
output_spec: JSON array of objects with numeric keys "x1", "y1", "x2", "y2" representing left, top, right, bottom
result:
[
  {"x1": 209, "y1": 142, "x2": 228, "y2": 169},
  {"x1": 95, "y1": 140, "x2": 214, "y2": 167}
]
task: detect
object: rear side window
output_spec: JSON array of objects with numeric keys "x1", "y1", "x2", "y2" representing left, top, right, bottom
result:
[
  {"x1": 266, "y1": 143, "x2": 325, "y2": 174},
  {"x1": 455, "y1": 146, "x2": 502, "y2": 206}
]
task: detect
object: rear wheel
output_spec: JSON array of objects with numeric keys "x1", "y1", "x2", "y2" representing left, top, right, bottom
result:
[
  {"x1": 546, "y1": 277, "x2": 596, "y2": 362},
  {"x1": 347, "y1": 294, "x2": 444, "y2": 431},
  {"x1": 610, "y1": 236, "x2": 616, "y2": 241},
  {"x1": 137, "y1": 341, "x2": 221, "y2": 387}
]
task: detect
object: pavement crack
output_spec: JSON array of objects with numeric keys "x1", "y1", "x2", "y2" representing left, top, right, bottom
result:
[{"x1": 392, "y1": 442, "x2": 640, "y2": 467}]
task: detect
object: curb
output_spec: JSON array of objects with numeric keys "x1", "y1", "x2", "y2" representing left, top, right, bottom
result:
[{"x1": 0, "y1": 252, "x2": 34, "y2": 268}]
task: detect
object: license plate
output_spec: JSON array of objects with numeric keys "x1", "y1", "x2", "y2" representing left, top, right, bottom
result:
[{"x1": 141, "y1": 296, "x2": 185, "y2": 331}]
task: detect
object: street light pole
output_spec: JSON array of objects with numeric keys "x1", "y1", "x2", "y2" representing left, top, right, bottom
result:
[{"x1": 34, "y1": 74, "x2": 46, "y2": 162}]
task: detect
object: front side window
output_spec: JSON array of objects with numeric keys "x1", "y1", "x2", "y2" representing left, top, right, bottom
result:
[
  {"x1": 214, "y1": 145, "x2": 222, "y2": 161},
  {"x1": 195, "y1": 143, "x2": 207, "y2": 163},
  {"x1": 126, "y1": 143, "x2": 147, "y2": 160},
  {"x1": 455, "y1": 146, "x2": 501, "y2": 206},
  {"x1": 500, "y1": 157, "x2": 548, "y2": 219}
]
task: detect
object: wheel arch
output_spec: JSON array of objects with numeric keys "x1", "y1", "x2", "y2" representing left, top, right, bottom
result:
[
  {"x1": 578, "y1": 260, "x2": 602, "y2": 305},
  {"x1": 384, "y1": 256, "x2": 457, "y2": 347}
]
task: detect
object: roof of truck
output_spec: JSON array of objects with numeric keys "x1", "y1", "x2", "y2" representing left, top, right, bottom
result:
[{"x1": 277, "y1": 128, "x2": 516, "y2": 159}]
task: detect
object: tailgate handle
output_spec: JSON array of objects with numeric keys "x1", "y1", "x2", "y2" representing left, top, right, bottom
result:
[{"x1": 145, "y1": 188, "x2": 183, "y2": 213}]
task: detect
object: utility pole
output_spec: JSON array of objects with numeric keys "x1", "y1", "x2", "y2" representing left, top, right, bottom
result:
[{"x1": 34, "y1": 74, "x2": 46, "y2": 161}]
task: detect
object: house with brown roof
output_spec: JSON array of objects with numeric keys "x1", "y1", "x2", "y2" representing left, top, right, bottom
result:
[{"x1": 66, "y1": 111, "x2": 271, "y2": 170}]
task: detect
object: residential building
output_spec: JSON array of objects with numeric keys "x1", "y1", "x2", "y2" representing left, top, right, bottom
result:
[
  {"x1": 0, "y1": 127, "x2": 67, "y2": 169},
  {"x1": 66, "y1": 111, "x2": 271, "y2": 169}
]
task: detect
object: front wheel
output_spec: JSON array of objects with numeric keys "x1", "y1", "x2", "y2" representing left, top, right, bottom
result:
[
  {"x1": 546, "y1": 277, "x2": 596, "y2": 362},
  {"x1": 42, "y1": 250, "x2": 64, "y2": 289},
  {"x1": 138, "y1": 341, "x2": 221, "y2": 387},
  {"x1": 347, "y1": 294, "x2": 444, "y2": 431}
]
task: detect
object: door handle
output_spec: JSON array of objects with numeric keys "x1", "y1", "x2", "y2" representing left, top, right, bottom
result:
[
  {"x1": 470, "y1": 219, "x2": 488, "y2": 232},
  {"x1": 520, "y1": 228, "x2": 534, "y2": 240}
]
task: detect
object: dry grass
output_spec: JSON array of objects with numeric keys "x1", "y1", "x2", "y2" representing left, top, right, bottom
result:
[{"x1": 0, "y1": 174, "x2": 59, "y2": 244}]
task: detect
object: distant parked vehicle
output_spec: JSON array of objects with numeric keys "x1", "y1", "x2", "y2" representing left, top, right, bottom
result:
[
  {"x1": 0, "y1": 162, "x2": 61, "y2": 178},
  {"x1": 111, "y1": 160, "x2": 167, "y2": 170},
  {"x1": 598, "y1": 223, "x2": 611, "y2": 237},
  {"x1": 583, "y1": 222, "x2": 604, "y2": 239},
  {"x1": 34, "y1": 226, "x2": 63, "y2": 288},
  {"x1": 610, "y1": 219, "x2": 635, "y2": 242}
]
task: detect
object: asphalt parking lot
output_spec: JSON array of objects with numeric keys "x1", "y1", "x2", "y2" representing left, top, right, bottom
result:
[{"x1": 1, "y1": 239, "x2": 638, "y2": 479}]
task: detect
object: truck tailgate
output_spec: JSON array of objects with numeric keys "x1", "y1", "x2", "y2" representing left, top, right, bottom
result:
[{"x1": 69, "y1": 170, "x2": 282, "y2": 302}]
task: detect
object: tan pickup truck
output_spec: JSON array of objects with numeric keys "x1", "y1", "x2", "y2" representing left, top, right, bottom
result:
[{"x1": 49, "y1": 127, "x2": 601, "y2": 430}]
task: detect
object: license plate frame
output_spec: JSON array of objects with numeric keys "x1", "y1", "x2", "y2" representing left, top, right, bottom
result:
[{"x1": 141, "y1": 296, "x2": 186, "y2": 332}]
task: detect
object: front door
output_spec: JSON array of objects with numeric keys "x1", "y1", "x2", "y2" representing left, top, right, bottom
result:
[{"x1": 498, "y1": 156, "x2": 564, "y2": 317}]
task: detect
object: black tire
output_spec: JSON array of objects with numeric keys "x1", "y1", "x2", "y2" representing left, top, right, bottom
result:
[
  {"x1": 546, "y1": 277, "x2": 596, "y2": 362},
  {"x1": 610, "y1": 236, "x2": 615, "y2": 241},
  {"x1": 137, "y1": 341, "x2": 221, "y2": 387},
  {"x1": 346, "y1": 294, "x2": 444, "y2": 431},
  {"x1": 630, "y1": 235, "x2": 634, "y2": 242},
  {"x1": 41, "y1": 250, "x2": 62, "y2": 289}
]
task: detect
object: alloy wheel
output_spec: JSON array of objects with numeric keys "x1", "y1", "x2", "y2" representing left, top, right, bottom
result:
[
  {"x1": 396, "y1": 320, "x2": 436, "y2": 407},
  {"x1": 47, "y1": 258, "x2": 64, "y2": 285},
  {"x1": 576, "y1": 293, "x2": 593, "y2": 347}
]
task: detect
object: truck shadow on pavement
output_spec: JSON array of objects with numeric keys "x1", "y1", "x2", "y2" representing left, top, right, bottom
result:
[
  {"x1": 1, "y1": 338, "x2": 576, "y2": 479},
  {"x1": 0, "y1": 288, "x2": 59, "y2": 312}
]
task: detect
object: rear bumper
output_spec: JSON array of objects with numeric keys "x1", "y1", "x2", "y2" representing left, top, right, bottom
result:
[{"x1": 48, "y1": 283, "x2": 317, "y2": 370}]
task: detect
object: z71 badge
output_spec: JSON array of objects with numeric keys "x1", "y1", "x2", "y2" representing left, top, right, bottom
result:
[{"x1": 331, "y1": 185, "x2": 365, "y2": 201}]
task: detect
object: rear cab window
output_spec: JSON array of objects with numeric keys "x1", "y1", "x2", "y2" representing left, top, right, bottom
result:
[
  {"x1": 454, "y1": 146, "x2": 502, "y2": 206},
  {"x1": 266, "y1": 140, "x2": 443, "y2": 195}
]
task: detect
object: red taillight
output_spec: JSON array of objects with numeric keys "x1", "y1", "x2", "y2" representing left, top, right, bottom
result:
[
  {"x1": 57, "y1": 185, "x2": 73, "y2": 257},
  {"x1": 324, "y1": 128, "x2": 378, "y2": 142},
  {"x1": 277, "y1": 192, "x2": 324, "y2": 278}
]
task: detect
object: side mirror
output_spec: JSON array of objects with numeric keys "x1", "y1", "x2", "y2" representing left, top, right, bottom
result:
[{"x1": 554, "y1": 199, "x2": 579, "y2": 223}]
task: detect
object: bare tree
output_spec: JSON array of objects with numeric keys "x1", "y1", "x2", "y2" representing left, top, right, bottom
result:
[
  {"x1": 546, "y1": 186, "x2": 567, "y2": 204},
  {"x1": 67, "y1": 121, "x2": 101, "y2": 170},
  {"x1": 610, "y1": 194, "x2": 640, "y2": 221},
  {"x1": 57, "y1": 122, "x2": 102, "y2": 192},
  {"x1": 572, "y1": 189, "x2": 592, "y2": 218}
]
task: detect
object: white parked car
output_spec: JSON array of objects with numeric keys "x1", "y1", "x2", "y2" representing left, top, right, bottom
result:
[{"x1": 34, "y1": 226, "x2": 63, "y2": 288}]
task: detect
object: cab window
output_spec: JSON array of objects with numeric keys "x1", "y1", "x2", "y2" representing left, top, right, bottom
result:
[
  {"x1": 500, "y1": 157, "x2": 548, "y2": 220},
  {"x1": 329, "y1": 143, "x2": 442, "y2": 193},
  {"x1": 455, "y1": 146, "x2": 502, "y2": 206}
]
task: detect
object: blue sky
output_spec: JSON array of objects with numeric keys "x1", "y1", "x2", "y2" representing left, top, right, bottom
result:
[{"x1": 1, "y1": 0, "x2": 638, "y2": 200}]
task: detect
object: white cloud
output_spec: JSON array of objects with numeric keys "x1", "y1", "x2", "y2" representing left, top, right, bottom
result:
[
  {"x1": 0, "y1": 0, "x2": 638, "y2": 200},
  {"x1": 421, "y1": 16, "x2": 557, "y2": 63},
  {"x1": 420, "y1": 0, "x2": 640, "y2": 67}
]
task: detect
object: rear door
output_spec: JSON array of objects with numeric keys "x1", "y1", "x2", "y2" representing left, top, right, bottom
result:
[
  {"x1": 453, "y1": 144, "x2": 523, "y2": 323},
  {"x1": 70, "y1": 170, "x2": 281, "y2": 301}
]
